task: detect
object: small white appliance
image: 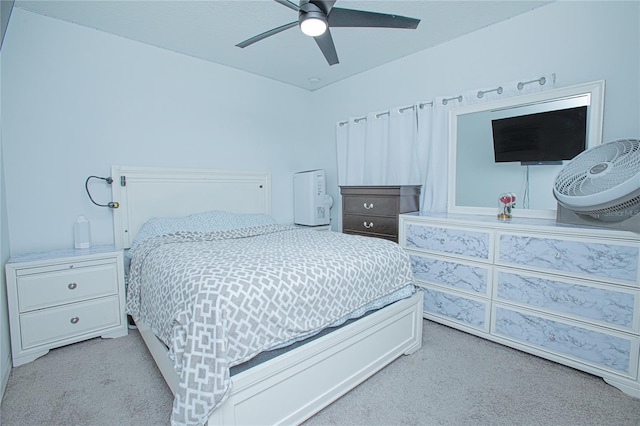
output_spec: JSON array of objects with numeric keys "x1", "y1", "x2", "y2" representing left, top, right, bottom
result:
[{"x1": 294, "y1": 169, "x2": 333, "y2": 226}]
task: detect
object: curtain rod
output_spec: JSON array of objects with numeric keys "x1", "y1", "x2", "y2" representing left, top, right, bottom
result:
[
  {"x1": 338, "y1": 101, "x2": 432, "y2": 126},
  {"x1": 338, "y1": 75, "x2": 552, "y2": 127}
]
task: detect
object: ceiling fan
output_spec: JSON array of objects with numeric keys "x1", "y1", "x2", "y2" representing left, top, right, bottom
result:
[{"x1": 236, "y1": 0, "x2": 421, "y2": 65}]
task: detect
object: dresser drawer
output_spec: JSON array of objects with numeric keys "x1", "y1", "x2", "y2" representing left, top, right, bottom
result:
[
  {"x1": 497, "y1": 233, "x2": 639, "y2": 284},
  {"x1": 405, "y1": 223, "x2": 491, "y2": 261},
  {"x1": 20, "y1": 295, "x2": 122, "y2": 350},
  {"x1": 495, "y1": 269, "x2": 639, "y2": 332},
  {"x1": 343, "y1": 215, "x2": 397, "y2": 237},
  {"x1": 410, "y1": 253, "x2": 491, "y2": 296},
  {"x1": 17, "y1": 262, "x2": 119, "y2": 312},
  {"x1": 493, "y1": 304, "x2": 639, "y2": 378},
  {"x1": 343, "y1": 196, "x2": 397, "y2": 216},
  {"x1": 421, "y1": 286, "x2": 489, "y2": 331}
]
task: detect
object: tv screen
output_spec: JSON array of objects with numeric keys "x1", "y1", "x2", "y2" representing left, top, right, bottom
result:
[{"x1": 491, "y1": 105, "x2": 587, "y2": 165}]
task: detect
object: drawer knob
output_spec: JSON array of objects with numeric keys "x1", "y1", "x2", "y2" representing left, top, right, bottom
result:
[
  {"x1": 70, "y1": 316, "x2": 80, "y2": 324},
  {"x1": 548, "y1": 333, "x2": 556, "y2": 341},
  {"x1": 436, "y1": 302, "x2": 443, "y2": 308},
  {"x1": 555, "y1": 252, "x2": 561, "y2": 260},
  {"x1": 68, "y1": 282, "x2": 78, "y2": 290},
  {"x1": 550, "y1": 293, "x2": 559, "y2": 302},
  {"x1": 363, "y1": 221, "x2": 374, "y2": 229},
  {"x1": 363, "y1": 202, "x2": 374, "y2": 210}
]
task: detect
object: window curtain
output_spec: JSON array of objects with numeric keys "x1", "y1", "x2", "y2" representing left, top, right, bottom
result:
[
  {"x1": 336, "y1": 73, "x2": 557, "y2": 213},
  {"x1": 336, "y1": 104, "x2": 427, "y2": 186}
]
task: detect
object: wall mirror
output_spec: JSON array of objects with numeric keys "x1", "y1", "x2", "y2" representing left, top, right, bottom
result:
[{"x1": 447, "y1": 80, "x2": 605, "y2": 219}]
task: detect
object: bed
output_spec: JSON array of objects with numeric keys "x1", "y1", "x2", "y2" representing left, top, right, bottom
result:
[{"x1": 111, "y1": 166, "x2": 423, "y2": 426}]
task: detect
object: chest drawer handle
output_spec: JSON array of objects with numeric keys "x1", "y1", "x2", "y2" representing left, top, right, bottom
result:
[
  {"x1": 363, "y1": 221, "x2": 374, "y2": 229},
  {"x1": 363, "y1": 203, "x2": 374, "y2": 209},
  {"x1": 70, "y1": 316, "x2": 80, "y2": 324},
  {"x1": 555, "y1": 252, "x2": 561, "y2": 260},
  {"x1": 68, "y1": 282, "x2": 78, "y2": 290},
  {"x1": 548, "y1": 332, "x2": 556, "y2": 341}
]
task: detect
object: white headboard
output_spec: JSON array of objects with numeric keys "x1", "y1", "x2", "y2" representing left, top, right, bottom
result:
[{"x1": 111, "y1": 166, "x2": 272, "y2": 249}]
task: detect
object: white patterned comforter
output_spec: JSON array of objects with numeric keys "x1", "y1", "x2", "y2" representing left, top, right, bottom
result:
[{"x1": 126, "y1": 225, "x2": 415, "y2": 426}]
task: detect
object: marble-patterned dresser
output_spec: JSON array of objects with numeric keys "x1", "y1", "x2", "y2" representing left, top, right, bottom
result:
[{"x1": 399, "y1": 211, "x2": 640, "y2": 398}]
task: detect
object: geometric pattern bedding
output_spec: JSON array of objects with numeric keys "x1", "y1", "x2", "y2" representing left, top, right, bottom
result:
[{"x1": 126, "y1": 224, "x2": 415, "y2": 426}]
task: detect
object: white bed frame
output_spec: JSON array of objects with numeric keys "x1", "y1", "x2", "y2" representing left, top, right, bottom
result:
[{"x1": 111, "y1": 166, "x2": 423, "y2": 425}]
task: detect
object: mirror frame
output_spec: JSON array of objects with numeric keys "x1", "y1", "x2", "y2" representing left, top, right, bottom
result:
[{"x1": 447, "y1": 80, "x2": 605, "y2": 219}]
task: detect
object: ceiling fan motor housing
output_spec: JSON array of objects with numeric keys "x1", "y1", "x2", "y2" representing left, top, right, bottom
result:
[{"x1": 554, "y1": 139, "x2": 640, "y2": 223}]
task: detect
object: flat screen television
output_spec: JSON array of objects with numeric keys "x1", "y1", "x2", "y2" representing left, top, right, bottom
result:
[{"x1": 491, "y1": 105, "x2": 587, "y2": 165}]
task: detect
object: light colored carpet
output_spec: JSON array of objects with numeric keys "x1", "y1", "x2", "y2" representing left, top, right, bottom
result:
[{"x1": 2, "y1": 320, "x2": 639, "y2": 425}]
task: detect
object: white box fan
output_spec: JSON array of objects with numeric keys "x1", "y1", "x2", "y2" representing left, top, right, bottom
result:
[{"x1": 554, "y1": 139, "x2": 640, "y2": 232}]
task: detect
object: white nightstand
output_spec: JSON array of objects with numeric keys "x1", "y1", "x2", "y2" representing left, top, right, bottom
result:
[{"x1": 5, "y1": 245, "x2": 128, "y2": 366}]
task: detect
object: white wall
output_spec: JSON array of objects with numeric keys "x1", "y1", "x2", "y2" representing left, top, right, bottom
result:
[
  {"x1": 310, "y1": 1, "x2": 640, "y2": 210},
  {"x1": 1, "y1": 8, "x2": 335, "y2": 255}
]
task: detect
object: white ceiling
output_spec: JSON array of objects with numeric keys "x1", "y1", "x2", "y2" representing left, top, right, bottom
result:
[{"x1": 14, "y1": 0, "x2": 552, "y2": 91}]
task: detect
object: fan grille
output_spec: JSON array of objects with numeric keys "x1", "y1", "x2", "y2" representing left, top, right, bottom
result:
[
  {"x1": 586, "y1": 195, "x2": 640, "y2": 215},
  {"x1": 554, "y1": 139, "x2": 640, "y2": 198}
]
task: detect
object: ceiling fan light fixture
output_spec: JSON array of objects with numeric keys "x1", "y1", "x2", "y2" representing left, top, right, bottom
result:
[{"x1": 300, "y1": 14, "x2": 327, "y2": 37}]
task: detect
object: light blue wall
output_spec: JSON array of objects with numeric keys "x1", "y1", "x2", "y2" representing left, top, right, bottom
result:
[
  {"x1": 1, "y1": 8, "x2": 329, "y2": 255},
  {"x1": 1, "y1": 0, "x2": 14, "y2": 400},
  {"x1": 1, "y1": 51, "x2": 11, "y2": 398}
]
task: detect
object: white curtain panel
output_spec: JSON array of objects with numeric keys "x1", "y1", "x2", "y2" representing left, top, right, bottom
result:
[
  {"x1": 363, "y1": 111, "x2": 389, "y2": 184},
  {"x1": 336, "y1": 73, "x2": 556, "y2": 212},
  {"x1": 336, "y1": 104, "x2": 425, "y2": 186}
]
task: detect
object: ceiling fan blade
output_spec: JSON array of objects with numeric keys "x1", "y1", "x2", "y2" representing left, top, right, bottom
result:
[
  {"x1": 327, "y1": 8, "x2": 420, "y2": 29},
  {"x1": 314, "y1": 28, "x2": 339, "y2": 65},
  {"x1": 273, "y1": 0, "x2": 300, "y2": 12},
  {"x1": 236, "y1": 21, "x2": 298, "y2": 48}
]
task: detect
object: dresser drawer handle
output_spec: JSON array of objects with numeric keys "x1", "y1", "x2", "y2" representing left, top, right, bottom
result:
[
  {"x1": 68, "y1": 282, "x2": 78, "y2": 290},
  {"x1": 363, "y1": 221, "x2": 374, "y2": 229},
  {"x1": 548, "y1": 332, "x2": 556, "y2": 341},
  {"x1": 363, "y1": 202, "x2": 374, "y2": 209},
  {"x1": 70, "y1": 316, "x2": 80, "y2": 324},
  {"x1": 555, "y1": 252, "x2": 561, "y2": 260},
  {"x1": 436, "y1": 302, "x2": 443, "y2": 308}
]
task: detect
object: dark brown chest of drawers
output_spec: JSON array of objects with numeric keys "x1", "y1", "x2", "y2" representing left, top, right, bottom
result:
[{"x1": 340, "y1": 185, "x2": 421, "y2": 242}]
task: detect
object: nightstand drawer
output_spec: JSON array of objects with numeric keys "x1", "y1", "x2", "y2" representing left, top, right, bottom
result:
[
  {"x1": 343, "y1": 214, "x2": 397, "y2": 237},
  {"x1": 17, "y1": 263, "x2": 119, "y2": 312},
  {"x1": 20, "y1": 295, "x2": 122, "y2": 349},
  {"x1": 343, "y1": 196, "x2": 397, "y2": 216}
]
